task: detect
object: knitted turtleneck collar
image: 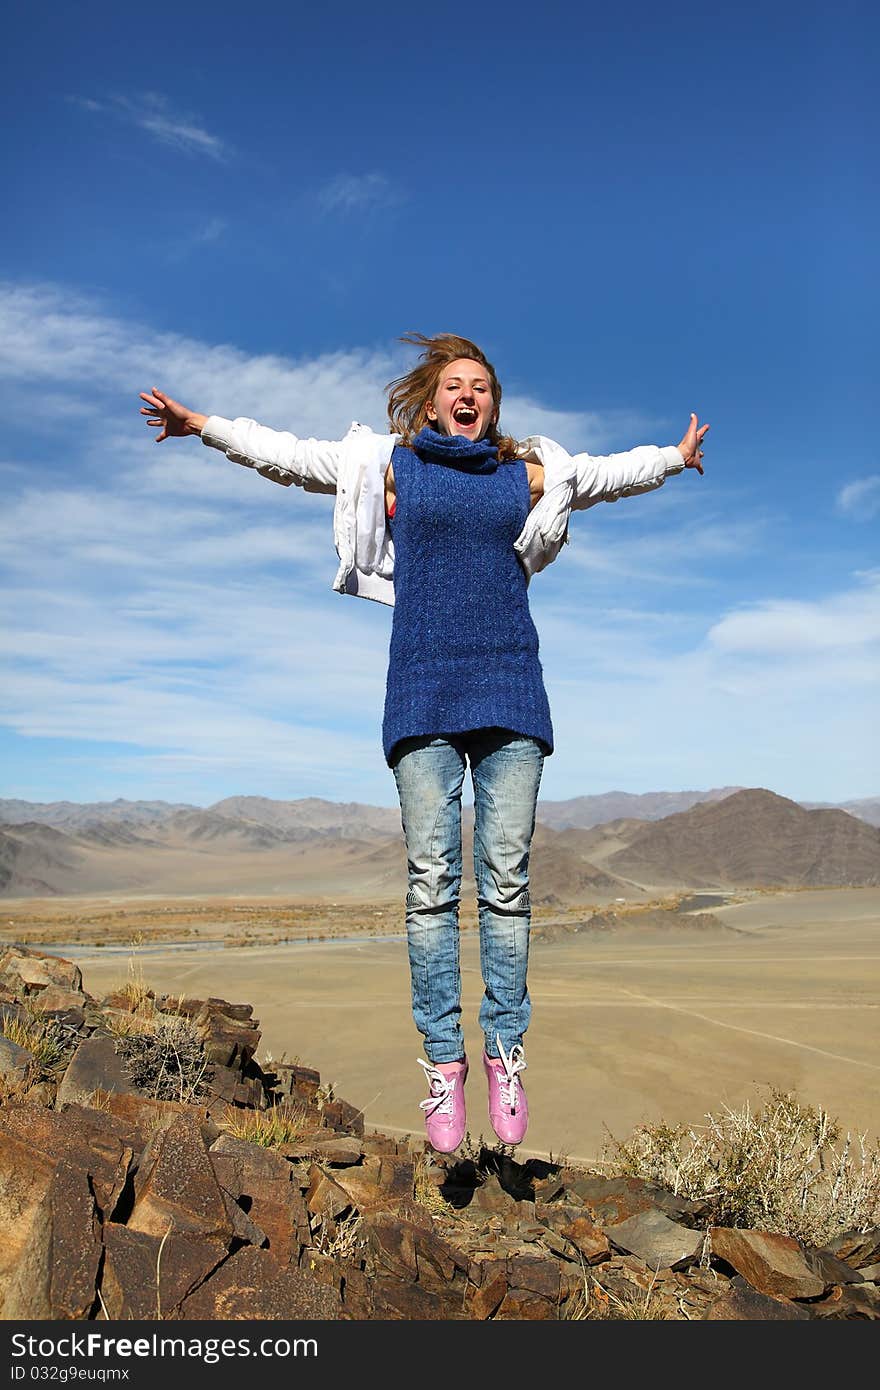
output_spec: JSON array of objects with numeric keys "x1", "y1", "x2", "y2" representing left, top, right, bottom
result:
[{"x1": 411, "y1": 426, "x2": 501, "y2": 474}]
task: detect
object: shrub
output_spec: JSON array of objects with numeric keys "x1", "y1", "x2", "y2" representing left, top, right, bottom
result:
[
  {"x1": 603, "y1": 1087, "x2": 880, "y2": 1247},
  {"x1": 113, "y1": 1013, "x2": 209, "y2": 1104}
]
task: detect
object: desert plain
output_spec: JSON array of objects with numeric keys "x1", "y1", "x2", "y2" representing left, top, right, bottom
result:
[{"x1": 4, "y1": 883, "x2": 877, "y2": 1164}]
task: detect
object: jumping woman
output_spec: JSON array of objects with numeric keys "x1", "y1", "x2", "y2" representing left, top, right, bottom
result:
[{"x1": 139, "y1": 332, "x2": 708, "y2": 1152}]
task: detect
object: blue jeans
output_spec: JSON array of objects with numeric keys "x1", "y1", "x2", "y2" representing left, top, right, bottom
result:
[{"x1": 390, "y1": 729, "x2": 545, "y2": 1064}]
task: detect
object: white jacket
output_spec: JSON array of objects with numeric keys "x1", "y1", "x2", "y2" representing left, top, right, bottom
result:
[{"x1": 201, "y1": 416, "x2": 686, "y2": 606}]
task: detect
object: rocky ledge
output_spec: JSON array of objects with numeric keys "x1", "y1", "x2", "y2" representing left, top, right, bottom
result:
[{"x1": 1, "y1": 945, "x2": 878, "y2": 1322}]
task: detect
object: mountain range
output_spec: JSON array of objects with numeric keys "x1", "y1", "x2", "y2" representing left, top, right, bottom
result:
[{"x1": 1, "y1": 787, "x2": 877, "y2": 900}]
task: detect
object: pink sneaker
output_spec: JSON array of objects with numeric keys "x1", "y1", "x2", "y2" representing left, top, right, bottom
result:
[
  {"x1": 482, "y1": 1036, "x2": 528, "y2": 1145},
  {"x1": 417, "y1": 1056, "x2": 468, "y2": 1153}
]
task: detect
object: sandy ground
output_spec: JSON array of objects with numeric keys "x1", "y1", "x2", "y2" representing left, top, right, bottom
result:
[{"x1": 55, "y1": 885, "x2": 880, "y2": 1165}]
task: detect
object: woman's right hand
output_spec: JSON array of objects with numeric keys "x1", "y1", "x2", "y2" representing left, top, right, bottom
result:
[{"x1": 139, "y1": 388, "x2": 207, "y2": 442}]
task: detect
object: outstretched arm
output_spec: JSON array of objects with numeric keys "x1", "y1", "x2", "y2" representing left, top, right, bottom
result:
[
  {"x1": 571, "y1": 412, "x2": 710, "y2": 510},
  {"x1": 138, "y1": 388, "x2": 341, "y2": 493}
]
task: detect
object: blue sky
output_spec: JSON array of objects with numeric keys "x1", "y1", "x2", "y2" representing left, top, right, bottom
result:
[{"x1": 1, "y1": 0, "x2": 877, "y2": 808}]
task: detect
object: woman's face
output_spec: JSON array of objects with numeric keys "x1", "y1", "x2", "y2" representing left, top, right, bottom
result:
[{"x1": 425, "y1": 358, "x2": 496, "y2": 440}]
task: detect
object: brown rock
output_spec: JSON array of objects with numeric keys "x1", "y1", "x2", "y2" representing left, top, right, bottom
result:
[
  {"x1": 286, "y1": 1134, "x2": 364, "y2": 1164},
  {"x1": 506, "y1": 1255, "x2": 561, "y2": 1301},
  {"x1": 100, "y1": 1222, "x2": 227, "y2": 1319},
  {"x1": 825, "y1": 1228, "x2": 880, "y2": 1269},
  {"x1": 371, "y1": 1274, "x2": 463, "y2": 1319},
  {"x1": 0, "y1": 1131, "x2": 56, "y2": 1317},
  {"x1": 704, "y1": 1275, "x2": 811, "y2": 1320},
  {"x1": 809, "y1": 1283, "x2": 880, "y2": 1319},
  {"x1": 0, "y1": 1154, "x2": 103, "y2": 1320},
  {"x1": 469, "y1": 1270, "x2": 508, "y2": 1319},
  {"x1": 470, "y1": 1173, "x2": 520, "y2": 1215},
  {"x1": 0, "y1": 947, "x2": 83, "y2": 996},
  {"x1": 161, "y1": 996, "x2": 253, "y2": 1022},
  {"x1": 45, "y1": 1160, "x2": 102, "y2": 1319},
  {"x1": 361, "y1": 1133, "x2": 408, "y2": 1159},
  {"x1": 0, "y1": 1104, "x2": 134, "y2": 1219},
  {"x1": 533, "y1": 1171, "x2": 566, "y2": 1203},
  {"x1": 295, "y1": 1251, "x2": 336, "y2": 1288},
  {"x1": 325, "y1": 1154, "x2": 414, "y2": 1213},
  {"x1": 710, "y1": 1227, "x2": 826, "y2": 1300},
  {"x1": 209, "y1": 1141, "x2": 307, "y2": 1266},
  {"x1": 222, "y1": 1191, "x2": 268, "y2": 1247},
  {"x1": 56, "y1": 1036, "x2": 138, "y2": 1109},
  {"x1": 607, "y1": 1209, "x2": 705, "y2": 1269},
  {"x1": 495, "y1": 1287, "x2": 557, "y2": 1319},
  {"x1": 181, "y1": 1246, "x2": 340, "y2": 1319},
  {"x1": 536, "y1": 1203, "x2": 611, "y2": 1264},
  {"x1": 209, "y1": 1132, "x2": 292, "y2": 1186},
  {"x1": 30, "y1": 985, "x2": 87, "y2": 1013},
  {"x1": 808, "y1": 1248, "x2": 866, "y2": 1287},
  {"x1": 284, "y1": 1064, "x2": 321, "y2": 1101},
  {"x1": 195, "y1": 1004, "x2": 260, "y2": 1067},
  {"x1": 130, "y1": 1113, "x2": 233, "y2": 1240},
  {"x1": 320, "y1": 1096, "x2": 365, "y2": 1136},
  {"x1": 305, "y1": 1166, "x2": 355, "y2": 1221},
  {"x1": 414, "y1": 1228, "x2": 468, "y2": 1289},
  {"x1": 468, "y1": 1252, "x2": 508, "y2": 1286},
  {"x1": 99, "y1": 1090, "x2": 195, "y2": 1143},
  {"x1": 0, "y1": 1035, "x2": 34, "y2": 1083},
  {"x1": 364, "y1": 1214, "x2": 419, "y2": 1280},
  {"x1": 564, "y1": 1173, "x2": 703, "y2": 1226},
  {"x1": 340, "y1": 1266, "x2": 372, "y2": 1319}
]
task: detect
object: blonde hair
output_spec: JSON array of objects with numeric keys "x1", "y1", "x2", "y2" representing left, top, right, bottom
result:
[{"x1": 385, "y1": 333, "x2": 520, "y2": 461}]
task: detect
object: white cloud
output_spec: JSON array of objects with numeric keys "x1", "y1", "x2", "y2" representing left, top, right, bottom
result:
[
  {"x1": 837, "y1": 475, "x2": 880, "y2": 520},
  {"x1": 707, "y1": 571, "x2": 880, "y2": 656},
  {"x1": 313, "y1": 172, "x2": 405, "y2": 216},
  {"x1": 69, "y1": 91, "x2": 228, "y2": 160}
]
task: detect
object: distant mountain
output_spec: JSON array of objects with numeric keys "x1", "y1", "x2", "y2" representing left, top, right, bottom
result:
[
  {"x1": 607, "y1": 788, "x2": 880, "y2": 889},
  {"x1": 0, "y1": 824, "x2": 84, "y2": 896},
  {"x1": 802, "y1": 797, "x2": 880, "y2": 829},
  {"x1": 209, "y1": 796, "x2": 401, "y2": 839},
  {"x1": 0, "y1": 798, "x2": 195, "y2": 830},
  {"x1": 535, "y1": 786, "x2": 744, "y2": 830}
]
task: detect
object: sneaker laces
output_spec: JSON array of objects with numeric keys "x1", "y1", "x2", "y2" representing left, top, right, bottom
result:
[
  {"x1": 417, "y1": 1058, "x2": 458, "y2": 1118},
  {"x1": 491, "y1": 1035, "x2": 527, "y2": 1114}
]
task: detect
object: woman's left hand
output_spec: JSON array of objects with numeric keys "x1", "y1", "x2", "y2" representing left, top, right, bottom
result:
[{"x1": 677, "y1": 413, "x2": 710, "y2": 474}]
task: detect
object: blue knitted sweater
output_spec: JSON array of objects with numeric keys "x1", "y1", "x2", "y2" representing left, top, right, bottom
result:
[{"x1": 382, "y1": 434, "x2": 554, "y2": 764}]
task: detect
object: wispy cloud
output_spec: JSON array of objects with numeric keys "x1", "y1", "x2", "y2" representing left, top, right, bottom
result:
[
  {"x1": 67, "y1": 91, "x2": 228, "y2": 161},
  {"x1": 706, "y1": 569, "x2": 880, "y2": 657},
  {"x1": 313, "y1": 172, "x2": 405, "y2": 217},
  {"x1": 836, "y1": 475, "x2": 880, "y2": 520}
]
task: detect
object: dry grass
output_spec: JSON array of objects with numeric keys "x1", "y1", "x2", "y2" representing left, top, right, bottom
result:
[
  {"x1": 565, "y1": 1280, "x2": 673, "y2": 1320},
  {"x1": 312, "y1": 1209, "x2": 365, "y2": 1259},
  {"x1": 562, "y1": 1260, "x2": 672, "y2": 1320},
  {"x1": 1, "y1": 1010, "x2": 68, "y2": 1070},
  {"x1": 101, "y1": 1006, "x2": 158, "y2": 1040},
  {"x1": 219, "y1": 1101, "x2": 317, "y2": 1149},
  {"x1": 603, "y1": 1087, "x2": 880, "y2": 1247},
  {"x1": 413, "y1": 1153, "x2": 452, "y2": 1214}
]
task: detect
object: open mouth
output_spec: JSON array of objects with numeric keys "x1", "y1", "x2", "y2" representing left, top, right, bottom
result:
[{"x1": 453, "y1": 406, "x2": 479, "y2": 426}]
